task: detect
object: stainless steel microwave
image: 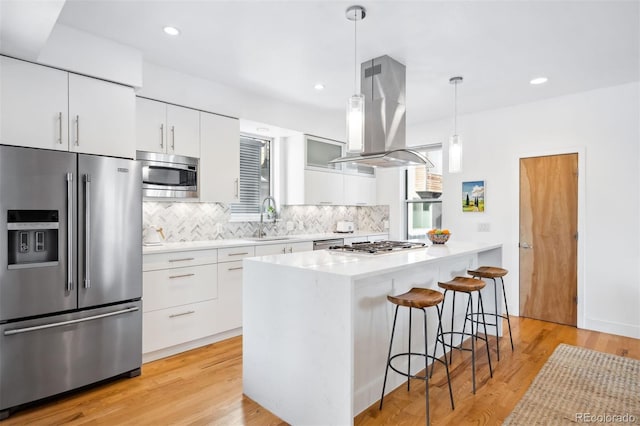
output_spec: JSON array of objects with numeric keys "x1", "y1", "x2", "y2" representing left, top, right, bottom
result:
[{"x1": 136, "y1": 151, "x2": 198, "y2": 198}]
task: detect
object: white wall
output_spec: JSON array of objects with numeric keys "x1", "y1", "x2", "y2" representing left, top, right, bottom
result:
[
  {"x1": 137, "y1": 62, "x2": 344, "y2": 142},
  {"x1": 404, "y1": 82, "x2": 640, "y2": 338}
]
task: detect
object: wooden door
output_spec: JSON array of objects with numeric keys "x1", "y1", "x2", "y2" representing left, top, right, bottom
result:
[{"x1": 519, "y1": 153, "x2": 578, "y2": 326}]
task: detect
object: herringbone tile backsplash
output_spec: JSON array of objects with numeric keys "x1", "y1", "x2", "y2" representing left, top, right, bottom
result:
[{"x1": 143, "y1": 202, "x2": 389, "y2": 242}]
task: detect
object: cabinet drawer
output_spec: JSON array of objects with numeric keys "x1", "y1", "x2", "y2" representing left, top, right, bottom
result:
[
  {"x1": 143, "y1": 264, "x2": 218, "y2": 312},
  {"x1": 143, "y1": 249, "x2": 218, "y2": 271},
  {"x1": 218, "y1": 246, "x2": 255, "y2": 263},
  {"x1": 143, "y1": 299, "x2": 218, "y2": 354}
]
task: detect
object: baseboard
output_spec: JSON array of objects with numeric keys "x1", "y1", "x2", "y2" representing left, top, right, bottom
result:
[
  {"x1": 583, "y1": 318, "x2": 640, "y2": 339},
  {"x1": 142, "y1": 328, "x2": 243, "y2": 363}
]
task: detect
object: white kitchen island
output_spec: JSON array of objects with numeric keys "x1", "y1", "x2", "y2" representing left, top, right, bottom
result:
[{"x1": 242, "y1": 241, "x2": 502, "y2": 426}]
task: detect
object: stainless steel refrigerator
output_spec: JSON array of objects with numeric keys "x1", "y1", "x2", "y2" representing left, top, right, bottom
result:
[{"x1": 0, "y1": 145, "x2": 142, "y2": 419}]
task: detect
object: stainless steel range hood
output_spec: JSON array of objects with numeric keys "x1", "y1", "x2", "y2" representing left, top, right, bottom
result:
[{"x1": 330, "y1": 55, "x2": 434, "y2": 168}]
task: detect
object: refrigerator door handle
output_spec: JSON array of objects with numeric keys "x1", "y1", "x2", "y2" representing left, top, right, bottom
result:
[
  {"x1": 3, "y1": 307, "x2": 140, "y2": 336},
  {"x1": 84, "y1": 174, "x2": 91, "y2": 289},
  {"x1": 66, "y1": 172, "x2": 74, "y2": 292}
]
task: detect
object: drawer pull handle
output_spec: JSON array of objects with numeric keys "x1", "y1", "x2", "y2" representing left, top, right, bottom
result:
[
  {"x1": 169, "y1": 310, "x2": 195, "y2": 318},
  {"x1": 169, "y1": 273, "x2": 195, "y2": 279},
  {"x1": 228, "y1": 252, "x2": 249, "y2": 256},
  {"x1": 228, "y1": 266, "x2": 243, "y2": 271},
  {"x1": 168, "y1": 257, "x2": 195, "y2": 263}
]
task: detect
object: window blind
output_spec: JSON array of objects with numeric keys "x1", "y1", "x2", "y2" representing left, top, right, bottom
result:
[{"x1": 230, "y1": 137, "x2": 265, "y2": 215}]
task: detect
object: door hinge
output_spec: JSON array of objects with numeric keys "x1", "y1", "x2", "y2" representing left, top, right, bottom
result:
[
  {"x1": 574, "y1": 232, "x2": 579, "y2": 241},
  {"x1": 573, "y1": 296, "x2": 578, "y2": 304}
]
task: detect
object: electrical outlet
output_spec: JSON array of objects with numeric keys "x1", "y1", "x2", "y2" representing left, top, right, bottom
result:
[
  {"x1": 298, "y1": 221, "x2": 304, "y2": 230},
  {"x1": 286, "y1": 221, "x2": 294, "y2": 231},
  {"x1": 478, "y1": 223, "x2": 491, "y2": 232},
  {"x1": 216, "y1": 223, "x2": 223, "y2": 234},
  {"x1": 383, "y1": 220, "x2": 390, "y2": 230}
]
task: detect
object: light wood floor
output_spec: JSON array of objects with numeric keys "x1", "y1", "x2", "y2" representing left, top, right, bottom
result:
[{"x1": 4, "y1": 317, "x2": 640, "y2": 425}]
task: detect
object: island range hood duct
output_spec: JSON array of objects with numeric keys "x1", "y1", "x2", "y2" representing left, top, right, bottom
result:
[{"x1": 331, "y1": 55, "x2": 434, "y2": 168}]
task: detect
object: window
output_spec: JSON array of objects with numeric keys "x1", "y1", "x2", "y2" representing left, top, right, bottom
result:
[
  {"x1": 230, "y1": 136, "x2": 271, "y2": 219},
  {"x1": 405, "y1": 148, "x2": 443, "y2": 240}
]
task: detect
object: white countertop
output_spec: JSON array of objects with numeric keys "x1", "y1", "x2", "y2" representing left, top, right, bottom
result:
[
  {"x1": 142, "y1": 231, "x2": 387, "y2": 254},
  {"x1": 244, "y1": 241, "x2": 502, "y2": 279}
]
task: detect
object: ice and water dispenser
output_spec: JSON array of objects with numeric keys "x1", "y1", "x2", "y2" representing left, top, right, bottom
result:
[{"x1": 7, "y1": 210, "x2": 59, "y2": 269}]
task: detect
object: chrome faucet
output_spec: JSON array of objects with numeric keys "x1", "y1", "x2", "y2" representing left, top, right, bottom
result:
[{"x1": 258, "y1": 196, "x2": 277, "y2": 238}]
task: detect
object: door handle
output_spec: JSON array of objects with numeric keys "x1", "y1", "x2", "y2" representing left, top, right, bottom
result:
[
  {"x1": 160, "y1": 123, "x2": 164, "y2": 149},
  {"x1": 519, "y1": 242, "x2": 533, "y2": 249},
  {"x1": 234, "y1": 178, "x2": 239, "y2": 198},
  {"x1": 4, "y1": 307, "x2": 139, "y2": 336},
  {"x1": 171, "y1": 126, "x2": 175, "y2": 150},
  {"x1": 66, "y1": 173, "x2": 74, "y2": 292},
  {"x1": 169, "y1": 273, "x2": 195, "y2": 279},
  {"x1": 58, "y1": 112, "x2": 63, "y2": 144},
  {"x1": 84, "y1": 174, "x2": 91, "y2": 288},
  {"x1": 75, "y1": 115, "x2": 80, "y2": 146}
]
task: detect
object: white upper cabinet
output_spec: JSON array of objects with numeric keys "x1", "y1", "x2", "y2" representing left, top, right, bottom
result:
[
  {"x1": 135, "y1": 98, "x2": 166, "y2": 153},
  {"x1": 136, "y1": 98, "x2": 200, "y2": 158},
  {"x1": 199, "y1": 112, "x2": 240, "y2": 203},
  {"x1": 166, "y1": 104, "x2": 200, "y2": 157},
  {"x1": 0, "y1": 56, "x2": 69, "y2": 151},
  {"x1": 344, "y1": 174, "x2": 377, "y2": 205},
  {"x1": 305, "y1": 135, "x2": 343, "y2": 171},
  {"x1": 68, "y1": 74, "x2": 135, "y2": 158},
  {"x1": 304, "y1": 169, "x2": 345, "y2": 205},
  {"x1": 0, "y1": 56, "x2": 135, "y2": 158}
]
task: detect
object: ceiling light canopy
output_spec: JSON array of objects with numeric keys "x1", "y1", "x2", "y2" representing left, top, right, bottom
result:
[
  {"x1": 530, "y1": 76, "x2": 548, "y2": 85},
  {"x1": 314, "y1": 83, "x2": 325, "y2": 91},
  {"x1": 163, "y1": 26, "x2": 180, "y2": 36}
]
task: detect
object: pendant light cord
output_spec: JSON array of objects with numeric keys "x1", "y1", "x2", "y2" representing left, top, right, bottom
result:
[
  {"x1": 453, "y1": 80, "x2": 458, "y2": 135},
  {"x1": 353, "y1": 14, "x2": 357, "y2": 94}
]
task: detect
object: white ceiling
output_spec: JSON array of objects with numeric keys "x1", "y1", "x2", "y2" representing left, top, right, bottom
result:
[{"x1": 48, "y1": 1, "x2": 640, "y2": 124}]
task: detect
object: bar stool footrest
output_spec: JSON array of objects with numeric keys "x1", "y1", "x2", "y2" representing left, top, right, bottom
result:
[{"x1": 388, "y1": 352, "x2": 449, "y2": 380}]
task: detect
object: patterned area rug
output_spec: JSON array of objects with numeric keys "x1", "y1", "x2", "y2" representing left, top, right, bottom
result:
[{"x1": 504, "y1": 343, "x2": 640, "y2": 425}]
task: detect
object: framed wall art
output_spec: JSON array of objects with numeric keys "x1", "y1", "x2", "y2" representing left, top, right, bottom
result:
[{"x1": 462, "y1": 180, "x2": 485, "y2": 212}]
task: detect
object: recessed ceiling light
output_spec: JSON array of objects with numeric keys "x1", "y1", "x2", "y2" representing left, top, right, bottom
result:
[
  {"x1": 314, "y1": 83, "x2": 325, "y2": 91},
  {"x1": 530, "y1": 77, "x2": 548, "y2": 85},
  {"x1": 163, "y1": 26, "x2": 180, "y2": 36},
  {"x1": 256, "y1": 127, "x2": 270, "y2": 133}
]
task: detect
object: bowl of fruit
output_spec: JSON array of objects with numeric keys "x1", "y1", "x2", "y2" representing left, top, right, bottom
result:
[{"x1": 427, "y1": 229, "x2": 451, "y2": 244}]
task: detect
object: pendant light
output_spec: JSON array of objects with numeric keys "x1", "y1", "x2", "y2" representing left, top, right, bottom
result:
[
  {"x1": 448, "y1": 76, "x2": 463, "y2": 173},
  {"x1": 345, "y1": 5, "x2": 366, "y2": 153}
]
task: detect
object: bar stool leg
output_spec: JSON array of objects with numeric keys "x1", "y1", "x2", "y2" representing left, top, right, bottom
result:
[
  {"x1": 470, "y1": 292, "x2": 477, "y2": 394},
  {"x1": 422, "y1": 307, "x2": 430, "y2": 426},
  {"x1": 501, "y1": 277, "x2": 515, "y2": 351},
  {"x1": 492, "y1": 277, "x2": 501, "y2": 361},
  {"x1": 448, "y1": 290, "x2": 456, "y2": 365},
  {"x1": 379, "y1": 305, "x2": 399, "y2": 410},
  {"x1": 408, "y1": 307, "x2": 412, "y2": 391},
  {"x1": 478, "y1": 292, "x2": 493, "y2": 378},
  {"x1": 436, "y1": 304, "x2": 455, "y2": 410}
]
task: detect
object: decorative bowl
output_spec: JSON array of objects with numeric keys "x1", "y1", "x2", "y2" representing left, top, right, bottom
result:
[{"x1": 427, "y1": 233, "x2": 450, "y2": 244}]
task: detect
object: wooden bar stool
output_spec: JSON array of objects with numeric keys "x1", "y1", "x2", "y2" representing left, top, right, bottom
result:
[
  {"x1": 437, "y1": 277, "x2": 493, "y2": 394},
  {"x1": 379, "y1": 288, "x2": 454, "y2": 426},
  {"x1": 467, "y1": 266, "x2": 514, "y2": 361}
]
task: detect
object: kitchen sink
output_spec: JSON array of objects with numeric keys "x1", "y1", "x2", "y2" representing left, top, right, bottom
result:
[{"x1": 245, "y1": 236, "x2": 296, "y2": 242}]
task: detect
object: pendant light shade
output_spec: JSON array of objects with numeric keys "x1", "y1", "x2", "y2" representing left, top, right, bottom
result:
[
  {"x1": 346, "y1": 5, "x2": 366, "y2": 153},
  {"x1": 448, "y1": 76, "x2": 463, "y2": 173},
  {"x1": 347, "y1": 94, "x2": 365, "y2": 152}
]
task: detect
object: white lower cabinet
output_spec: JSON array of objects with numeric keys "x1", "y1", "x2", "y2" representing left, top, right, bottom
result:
[
  {"x1": 142, "y1": 248, "x2": 220, "y2": 357},
  {"x1": 254, "y1": 241, "x2": 313, "y2": 256},
  {"x1": 216, "y1": 246, "x2": 255, "y2": 332},
  {"x1": 143, "y1": 299, "x2": 218, "y2": 354}
]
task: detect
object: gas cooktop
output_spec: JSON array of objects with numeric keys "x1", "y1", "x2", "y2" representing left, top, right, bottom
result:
[{"x1": 328, "y1": 240, "x2": 426, "y2": 254}]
